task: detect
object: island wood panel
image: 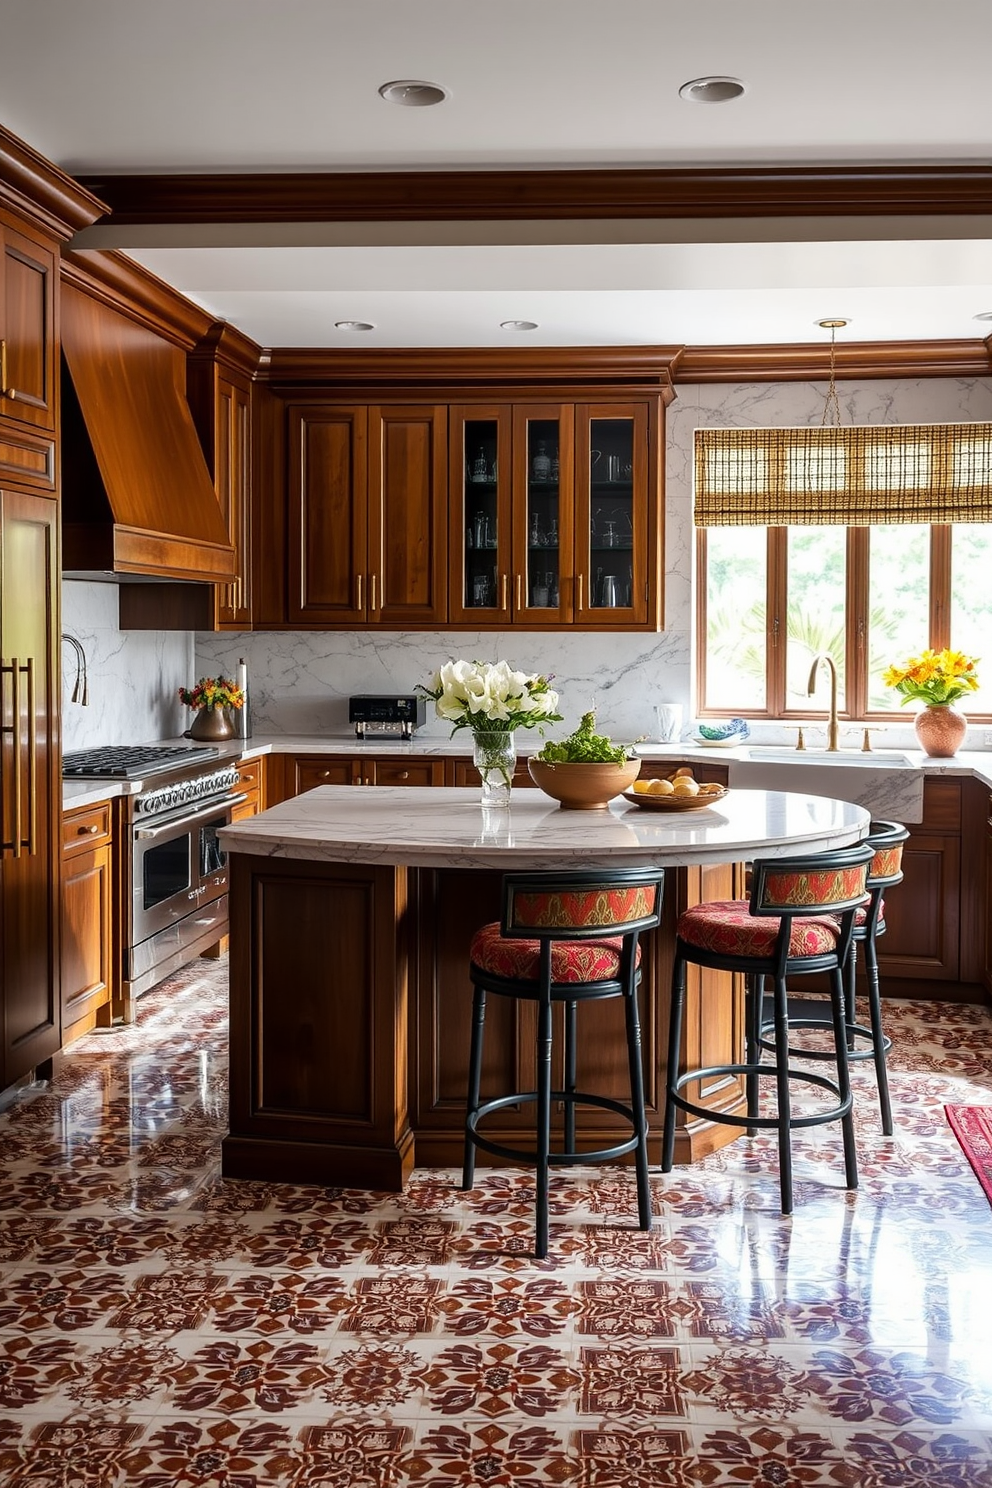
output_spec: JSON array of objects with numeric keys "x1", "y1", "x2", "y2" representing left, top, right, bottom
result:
[
  {"x1": 224, "y1": 856, "x2": 414, "y2": 1190},
  {"x1": 410, "y1": 862, "x2": 747, "y2": 1168}
]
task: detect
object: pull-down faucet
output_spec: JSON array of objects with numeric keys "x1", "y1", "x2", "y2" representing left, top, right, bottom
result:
[
  {"x1": 62, "y1": 633, "x2": 89, "y2": 706},
  {"x1": 807, "y1": 653, "x2": 840, "y2": 751}
]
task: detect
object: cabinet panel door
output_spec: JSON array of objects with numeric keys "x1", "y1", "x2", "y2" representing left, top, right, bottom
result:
[
  {"x1": 294, "y1": 758, "x2": 361, "y2": 793},
  {"x1": 372, "y1": 759, "x2": 446, "y2": 788},
  {"x1": 287, "y1": 406, "x2": 368, "y2": 625},
  {"x1": 448, "y1": 406, "x2": 512, "y2": 624},
  {"x1": 1, "y1": 491, "x2": 60, "y2": 1086},
  {"x1": 877, "y1": 833, "x2": 961, "y2": 980},
  {"x1": 513, "y1": 404, "x2": 573, "y2": 624},
  {"x1": 574, "y1": 403, "x2": 652, "y2": 626},
  {"x1": 369, "y1": 405, "x2": 447, "y2": 625},
  {"x1": 1, "y1": 223, "x2": 57, "y2": 437},
  {"x1": 61, "y1": 845, "x2": 113, "y2": 1038},
  {"x1": 216, "y1": 378, "x2": 252, "y2": 627}
]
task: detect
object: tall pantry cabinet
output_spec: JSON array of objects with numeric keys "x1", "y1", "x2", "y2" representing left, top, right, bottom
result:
[{"x1": 0, "y1": 125, "x2": 104, "y2": 1089}]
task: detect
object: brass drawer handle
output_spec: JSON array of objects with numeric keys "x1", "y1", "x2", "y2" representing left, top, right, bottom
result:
[
  {"x1": 0, "y1": 340, "x2": 14, "y2": 400},
  {"x1": 78, "y1": 824, "x2": 100, "y2": 835}
]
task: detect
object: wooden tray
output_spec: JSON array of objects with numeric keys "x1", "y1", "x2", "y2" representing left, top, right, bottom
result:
[{"x1": 622, "y1": 786, "x2": 729, "y2": 812}]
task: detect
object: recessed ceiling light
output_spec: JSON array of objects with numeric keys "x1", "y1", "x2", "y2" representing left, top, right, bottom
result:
[
  {"x1": 334, "y1": 321, "x2": 375, "y2": 332},
  {"x1": 974, "y1": 311, "x2": 992, "y2": 322},
  {"x1": 500, "y1": 320, "x2": 539, "y2": 331},
  {"x1": 678, "y1": 76, "x2": 746, "y2": 104},
  {"x1": 378, "y1": 79, "x2": 447, "y2": 107}
]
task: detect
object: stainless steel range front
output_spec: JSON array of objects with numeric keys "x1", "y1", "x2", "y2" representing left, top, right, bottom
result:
[{"x1": 63, "y1": 745, "x2": 247, "y2": 1016}]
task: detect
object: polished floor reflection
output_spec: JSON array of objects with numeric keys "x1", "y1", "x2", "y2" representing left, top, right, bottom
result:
[{"x1": 1, "y1": 959, "x2": 991, "y2": 1485}]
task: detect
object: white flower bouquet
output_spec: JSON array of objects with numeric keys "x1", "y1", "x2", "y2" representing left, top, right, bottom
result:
[{"x1": 418, "y1": 659, "x2": 563, "y2": 736}]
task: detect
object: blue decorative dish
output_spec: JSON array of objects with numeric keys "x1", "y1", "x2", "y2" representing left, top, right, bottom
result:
[{"x1": 696, "y1": 718, "x2": 750, "y2": 741}]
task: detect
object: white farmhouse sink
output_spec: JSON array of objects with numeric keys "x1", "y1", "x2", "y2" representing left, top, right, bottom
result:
[{"x1": 742, "y1": 747, "x2": 916, "y2": 769}]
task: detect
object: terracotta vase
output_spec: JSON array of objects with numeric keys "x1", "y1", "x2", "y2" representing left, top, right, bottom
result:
[
  {"x1": 188, "y1": 705, "x2": 235, "y2": 742},
  {"x1": 913, "y1": 703, "x2": 967, "y2": 758}
]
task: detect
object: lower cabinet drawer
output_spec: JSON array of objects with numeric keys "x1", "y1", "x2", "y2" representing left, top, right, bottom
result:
[{"x1": 63, "y1": 802, "x2": 112, "y2": 855}]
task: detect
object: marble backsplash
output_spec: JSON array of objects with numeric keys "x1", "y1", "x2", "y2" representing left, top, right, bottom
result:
[{"x1": 61, "y1": 374, "x2": 992, "y2": 750}]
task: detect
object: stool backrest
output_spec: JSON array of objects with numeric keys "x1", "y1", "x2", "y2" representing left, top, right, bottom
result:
[
  {"x1": 749, "y1": 841, "x2": 875, "y2": 919},
  {"x1": 866, "y1": 819, "x2": 909, "y2": 888},
  {"x1": 502, "y1": 867, "x2": 664, "y2": 941}
]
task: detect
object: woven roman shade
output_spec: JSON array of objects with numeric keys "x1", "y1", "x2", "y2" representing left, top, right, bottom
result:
[{"x1": 694, "y1": 423, "x2": 992, "y2": 527}]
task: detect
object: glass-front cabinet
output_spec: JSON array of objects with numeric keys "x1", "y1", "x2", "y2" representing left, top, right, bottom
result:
[
  {"x1": 574, "y1": 403, "x2": 651, "y2": 627},
  {"x1": 448, "y1": 399, "x2": 656, "y2": 628}
]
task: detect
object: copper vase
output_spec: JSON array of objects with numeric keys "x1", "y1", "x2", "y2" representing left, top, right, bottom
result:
[
  {"x1": 188, "y1": 705, "x2": 234, "y2": 742},
  {"x1": 913, "y1": 704, "x2": 967, "y2": 758}
]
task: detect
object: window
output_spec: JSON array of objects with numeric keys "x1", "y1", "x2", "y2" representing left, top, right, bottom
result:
[{"x1": 697, "y1": 523, "x2": 991, "y2": 721}]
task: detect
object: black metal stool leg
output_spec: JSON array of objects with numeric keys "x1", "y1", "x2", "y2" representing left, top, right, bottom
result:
[
  {"x1": 829, "y1": 964, "x2": 859, "y2": 1190},
  {"x1": 564, "y1": 998, "x2": 577, "y2": 1157},
  {"x1": 462, "y1": 984, "x2": 487, "y2": 1191},
  {"x1": 844, "y1": 941, "x2": 858, "y2": 1052},
  {"x1": 772, "y1": 975, "x2": 794, "y2": 1214},
  {"x1": 624, "y1": 983, "x2": 652, "y2": 1232},
  {"x1": 535, "y1": 990, "x2": 553, "y2": 1259},
  {"x1": 745, "y1": 973, "x2": 762, "y2": 1136},
  {"x1": 864, "y1": 937, "x2": 894, "y2": 1136},
  {"x1": 662, "y1": 953, "x2": 687, "y2": 1173}
]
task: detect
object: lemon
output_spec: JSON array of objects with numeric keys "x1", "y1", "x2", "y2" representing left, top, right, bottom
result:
[{"x1": 632, "y1": 779, "x2": 651, "y2": 794}]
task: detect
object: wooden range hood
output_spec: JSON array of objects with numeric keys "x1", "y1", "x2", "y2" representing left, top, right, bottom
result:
[{"x1": 60, "y1": 281, "x2": 235, "y2": 585}]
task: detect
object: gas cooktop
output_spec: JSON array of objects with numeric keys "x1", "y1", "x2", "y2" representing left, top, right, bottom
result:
[{"x1": 62, "y1": 744, "x2": 220, "y2": 779}]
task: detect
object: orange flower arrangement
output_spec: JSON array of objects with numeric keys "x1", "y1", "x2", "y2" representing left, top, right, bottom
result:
[
  {"x1": 881, "y1": 649, "x2": 979, "y2": 707},
  {"x1": 178, "y1": 677, "x2": 244, "y2": 711}
]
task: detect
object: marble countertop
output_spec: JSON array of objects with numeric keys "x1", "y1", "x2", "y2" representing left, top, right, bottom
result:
[
  {"x1": 62, "y1": 734, "x2": 992, "y2": 821},
  {"x1": 218, "y1": 784, "x2": 870, "y2": 871}
]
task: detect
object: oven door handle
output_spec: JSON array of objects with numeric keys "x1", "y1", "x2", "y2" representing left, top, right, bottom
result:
[{"x1": 134, "y1": 792, "x2": 249, "y2": 839}]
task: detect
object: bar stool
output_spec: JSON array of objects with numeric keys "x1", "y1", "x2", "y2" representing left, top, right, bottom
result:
[
  {"x1": 662, "y1": 841, "x2": 875, "y2": 1213},
  {"x1": 758, "y1": 819, "x2": 908, "y2": 1136},
  {"x1": 462, "y1": 867, "x2": 665, "y2": 1258}
]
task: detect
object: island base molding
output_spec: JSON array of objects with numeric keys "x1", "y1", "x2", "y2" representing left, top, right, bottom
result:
[{"x1": 224, "y1": 854, "x2": 749, "y2": 1190}]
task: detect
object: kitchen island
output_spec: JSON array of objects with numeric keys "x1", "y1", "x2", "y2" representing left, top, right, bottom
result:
[{"x1": 218, "y1": 785, "x2": 869, "y2": 1190}]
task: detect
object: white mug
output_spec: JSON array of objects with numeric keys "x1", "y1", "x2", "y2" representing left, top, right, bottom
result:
[{"x1": 655, "y1": 703, "x2": 683, "y2": 742}]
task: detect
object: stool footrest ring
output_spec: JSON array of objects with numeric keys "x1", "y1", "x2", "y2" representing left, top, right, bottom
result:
[
  {"x1": 759, "y1": 1017, "x2": 891, "y2": 1062},
  {"x1": 668, "y1": 1061, "x2": 852, "y2": 1134},
  {"x1": 466, "y1": 1088, "x2": 642, "y2": 1168}
]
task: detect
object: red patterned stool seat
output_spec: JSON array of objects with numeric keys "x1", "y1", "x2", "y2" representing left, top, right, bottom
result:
[
  {"x1": 677, "y1": 900, "x2": 844, "y2": 960},
  {"x1": 470, "y1": 920, "x2": 641, "y2": 984}
]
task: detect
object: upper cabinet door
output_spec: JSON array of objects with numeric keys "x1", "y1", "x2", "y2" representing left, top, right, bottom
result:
[
  {"x1": 368, "y1": 405, "x2": 448, "y2": 627},
  {"x1": 0, "y1": 223, "x2": 56, "y2": 437},
  {"x1": 287, "y1": 405, "x2": 369, "y2": 625},
  {"x1": 448, "y1": 405, "x2": 512, "y2": 625},
  {"x1": 513, "y1": 404, "x2": 574, "y2": 625},
  {"x1": 574, "y1": 403, "x2": 654, "y2": 628}
]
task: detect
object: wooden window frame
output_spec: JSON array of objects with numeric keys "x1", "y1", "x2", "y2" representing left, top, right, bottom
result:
[{"x1": 696, "y1": 523, "x2": 988, "y2": 723}]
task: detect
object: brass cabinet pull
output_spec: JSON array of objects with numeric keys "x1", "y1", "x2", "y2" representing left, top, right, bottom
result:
[
  {"x1": 356, "y1": 572, "x2": 363, "y2": 612},
  {"x1": 515, "y1": 573, "x2": 522, "y2": 611},
  {"x1": 398, "y1": 770, "x2": 409, "y2": 780},
  {"x1": 80, "y1": 824, "x2": 100, "y2": 835},
  {"x1": 26, "y1": 657, "x2": 36, "y2": 856},
  {"x1": 370, "y1": 573, "x2": 378, "y2": 613},
  {"x1": 1, "y1": 656, "x2": 26, "y2": 857},
  {"x1": 0, "y1": 339, "x2": 14, "y2": 400},
  {"x1": 501, "y1": 572, "x2": 509, "y2": 610},
  {"x1": 577, "y1": 574, "x2": 584, "y2": 610}
]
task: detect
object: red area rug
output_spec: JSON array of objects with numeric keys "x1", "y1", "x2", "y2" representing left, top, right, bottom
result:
[{"x1": 946, "y1": 1105, "x2": 992, "y2": 1205}]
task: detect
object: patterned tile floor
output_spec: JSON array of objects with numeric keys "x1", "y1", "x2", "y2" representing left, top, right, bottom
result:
[{"x1": 1, "y1": 960, "x2": 991, "y2": 1485}]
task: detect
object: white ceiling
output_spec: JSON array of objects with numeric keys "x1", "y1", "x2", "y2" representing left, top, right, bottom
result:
[{"x1": 2, "y1": 0, "x2": 992, "y2": 349}]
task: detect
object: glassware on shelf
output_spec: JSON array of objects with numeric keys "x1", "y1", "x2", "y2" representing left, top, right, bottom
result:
[
  {"x1": 473, "y1": 511, "x2": 487, "y2": 549},
  {"x1": 529, "y1": 513, "x2": 544, "y2": 548},
  {"x1": 550, "y1": 447, "x2": 559, "y2": 481},
  {"x1": 471, "y1": 447, "x2": 488, "y2": 482},
  {"x1": 532, "y1": 442, "x2": 551, "y2": 481}
]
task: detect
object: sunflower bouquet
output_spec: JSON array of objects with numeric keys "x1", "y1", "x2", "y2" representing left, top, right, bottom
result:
[{"x1": 881, "y1": 649, "x2": 980, "y2": 707}]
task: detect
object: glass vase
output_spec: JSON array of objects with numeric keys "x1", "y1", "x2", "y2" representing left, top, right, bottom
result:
[{"x1": 473, "y1": 730, "x2": 517, "y2": 808}]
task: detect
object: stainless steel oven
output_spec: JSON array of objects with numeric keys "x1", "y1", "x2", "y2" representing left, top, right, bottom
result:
[{"x1": 63, "y1": 746, "x2": 247, "y2": 1015}]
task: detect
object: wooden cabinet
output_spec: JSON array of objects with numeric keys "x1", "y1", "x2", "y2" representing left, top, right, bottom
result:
[
  {"x1": 277, "y1": 753, "x2": 447, "y2": 801},
  {"x1": 1, "y1": 490, "x2": 61, "y2": 1087},
  {"x1": 876, "y1": 779, "x2": 962, "y2": 987},
  {"x1": 287, "y1": 404, "x2": 447, "y2": 627},
  {"x1": 0, "y1": 218, "x2": 57, "y2": 490},
  {"x1": 231, "y1": 757, "x2": 265, "y2": 821},
  {"x1": 448, "y1": 754, "x2": 541, "y2": 790},
  {"x1": 61, "y1": 800, "x2": 115, "y2": 1043},
  {"x1": 448, "y1": 399, "x2": 660, "y2": 630},
  {"x1": 188, "y1": 325, "x2": 259, "y2": 629},
  {"x1": 984, "y1": 790, "x2": 992, "y2": 998}
]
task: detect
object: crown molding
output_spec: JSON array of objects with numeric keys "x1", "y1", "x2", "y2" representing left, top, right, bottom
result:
[
  {"x1": 0, "y1": 123, "x2": 107, "y2": 238},
  {"x1": 264, "y1": 345, "x2": 683, "y2": 392},
  {"x1": 76, "y1": 164, "x2": 992, "y2": 226},
  {"x1": 60, "y1": 248, "x2": 214, "y2": 348},
  {"x1": 678, "y1": 339, "x2": 992, "y2": 382}
]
